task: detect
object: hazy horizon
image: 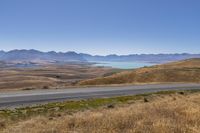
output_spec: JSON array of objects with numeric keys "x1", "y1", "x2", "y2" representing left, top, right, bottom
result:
[{"x1": 0, "y1": 49, "x2": 200, "y2": 56}]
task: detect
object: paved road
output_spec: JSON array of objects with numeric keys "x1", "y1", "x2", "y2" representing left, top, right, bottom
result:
[{"x1": 1, "y1": 83, "x2": 200, "y2": 109}]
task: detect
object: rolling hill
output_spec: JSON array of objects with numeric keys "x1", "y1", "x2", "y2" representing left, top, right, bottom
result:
[{"x1": 78, "y1": 58, "x2": 200, "y2": 85}]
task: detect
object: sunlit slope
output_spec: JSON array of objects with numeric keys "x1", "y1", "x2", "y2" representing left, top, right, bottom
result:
[{"x1": 79, "y1": 58, "x2": 200, "y2": 85}]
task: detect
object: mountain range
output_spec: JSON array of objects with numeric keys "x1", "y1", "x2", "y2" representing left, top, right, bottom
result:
[
  {"x1": 0, "y1": 49, "x2": 86, "y2": 63},
  {"x1": 0, "y1": 49, "x2": 200, "y2": 63}
]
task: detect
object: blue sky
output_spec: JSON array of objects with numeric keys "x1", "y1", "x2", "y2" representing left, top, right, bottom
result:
[{"x1": 0, "y1": 0, "x2": 200, "y2": 55}]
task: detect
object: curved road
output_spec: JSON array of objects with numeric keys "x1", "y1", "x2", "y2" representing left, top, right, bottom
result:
[{"x1": 1, "y1": 83, "x2": 200, "y2": 109}]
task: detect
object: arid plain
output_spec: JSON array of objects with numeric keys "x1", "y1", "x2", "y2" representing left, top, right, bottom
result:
[{"x1": 0, "y1": 63, "x2": 117, "y2": 91}]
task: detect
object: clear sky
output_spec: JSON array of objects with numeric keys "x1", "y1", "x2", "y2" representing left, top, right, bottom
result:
[{"x1": 0, "y1": 0, "x2": 200, "y2": 55}]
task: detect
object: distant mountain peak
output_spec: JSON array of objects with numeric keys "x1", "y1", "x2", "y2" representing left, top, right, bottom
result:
[
  {"x1": 0, "y1": 49, "x2": 85, "y2": 63},
  {"x1": 0, "y1": 49, "x2": 199, "y2": 64}
]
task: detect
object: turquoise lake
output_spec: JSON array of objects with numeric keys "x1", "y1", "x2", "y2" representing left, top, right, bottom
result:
[{"x1": 93, "y1": 61, "x2": 156, "y2": 69}]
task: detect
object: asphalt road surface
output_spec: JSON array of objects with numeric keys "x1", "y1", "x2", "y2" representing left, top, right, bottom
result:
[{"x1": 1, "y1": 83, "x2": 200, "y2": 109}]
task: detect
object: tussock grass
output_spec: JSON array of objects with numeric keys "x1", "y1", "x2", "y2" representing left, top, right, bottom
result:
[{"x1": 1, "y1": 90, "x2": 200, "y2": 132}]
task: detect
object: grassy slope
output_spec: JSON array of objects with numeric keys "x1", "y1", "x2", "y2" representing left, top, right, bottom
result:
[
  {"x1": 79, "y1": 58, "x2": 200, "y2": 85},
  {"x1": 1, "y1": 90, "x2": 200, "y2": 133},
  {"x1": 0, "y1": 64, "x2": 113, "y2": 91}
]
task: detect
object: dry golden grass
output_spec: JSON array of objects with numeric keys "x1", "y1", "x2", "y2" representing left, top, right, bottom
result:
[
  {"x1": 0, "y1": 64, "x2": 113, "y2": 91},
  {"x1": 2, "y1": 92, "x2": 200, "y2": 133},
  {"x1": 79, "y1": 58, "x2": 200, "y2": 85}
]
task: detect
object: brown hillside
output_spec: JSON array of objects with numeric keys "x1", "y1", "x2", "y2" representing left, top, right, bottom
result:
[
  {"x1": 78, "y1": 58, "x2": 200, "y2": 85},
  {"x1": 0, "y1": 64, "x2": 112, "y2": 91}
]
